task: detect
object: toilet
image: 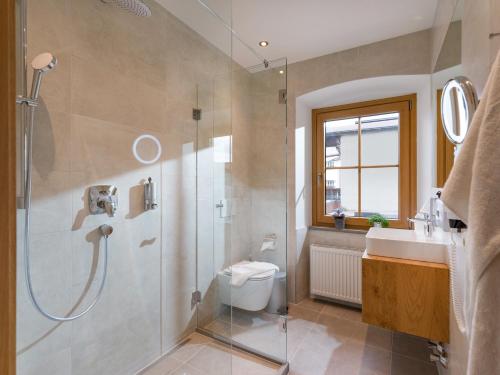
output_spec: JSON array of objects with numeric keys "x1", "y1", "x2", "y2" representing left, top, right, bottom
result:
[{"x1": 218, "y1": 261, "x2": 277, "y2": 311}]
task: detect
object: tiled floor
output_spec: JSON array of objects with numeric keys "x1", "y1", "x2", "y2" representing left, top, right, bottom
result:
[
  {"x1": 287, "y1": 298, "x2": 439, "y2": 375},
  {"x1": 142, "y1": 298, "x2": 439, "y2": 375},
  {"x1": 141, "y1": 332, "x2": 284, "y2": 375}
]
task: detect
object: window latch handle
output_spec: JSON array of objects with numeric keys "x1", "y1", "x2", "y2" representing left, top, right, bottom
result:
[{"x1": 317, "y1": 172, "x2": 323, "y2": 185}]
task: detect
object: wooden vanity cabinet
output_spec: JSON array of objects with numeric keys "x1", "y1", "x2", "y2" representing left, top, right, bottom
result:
[{"x1": 362, "y1": 252, "x2": 449, "y2": 342}]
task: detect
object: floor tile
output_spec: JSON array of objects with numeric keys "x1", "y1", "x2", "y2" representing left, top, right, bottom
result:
[
  {"x1": 315, "y1": 315, "x2": 362, "y2": 343},
  {"x1": 326, "y1": 340, "x2": 392, "y2": 375},
  {"x1": 186, "y1": 342, "x2": 232, "y2": 375},
  {"x1": 392, "y1": 332, "x2": 431, "y2": 362},
  {"x1": 168, "y1": 364, "x2": 205, "y2": 375},
  {"x1": 288, "y1": 304, "x2": 321, "y2": 323},
  {"x1": 321, "y1": 302, "x2": 362, "y2": 322},
  {"x1": 168, "y1": 333, "x2": 213, "y2": 363},
  {"x1": 391, "y1": 353, "x2": 438, "y2": 375},
  {"x1": 296, "y1": 298, "x2": 326, "y2": 312},
  {"x1": 232, "y1": 349, "x2": 280, "y2": 375},
  {"x1": 141, "y1": 356, "x2": 183, "y2": 375},
  {"x1": 288, "y1": 343, "x2": 334, "y2": 375}
]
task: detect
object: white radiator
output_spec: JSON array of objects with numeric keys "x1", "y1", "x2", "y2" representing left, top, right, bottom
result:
[{"x1": 310, "y1": 244, "x2": 362, "y2": 305}]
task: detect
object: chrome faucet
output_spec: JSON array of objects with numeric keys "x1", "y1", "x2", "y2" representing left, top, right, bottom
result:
[
  {"x1": 408, "y1": 196, "x2": 439, "y2": 237},
  {"x1": 408, "y1": 213, "x2": 435, "y2": 237}
]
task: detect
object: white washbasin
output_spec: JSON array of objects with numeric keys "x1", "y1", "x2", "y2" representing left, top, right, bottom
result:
[{"x1": 366, "y1": 227, "x2": 450, "y2": 264}]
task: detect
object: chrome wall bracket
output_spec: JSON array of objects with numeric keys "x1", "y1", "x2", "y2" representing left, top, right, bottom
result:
[
  {"x1": 16, "y1": 95, "x2": 38, "y2": 107},
  {"x1": 279, "y1": 89, "x2": 287, "y2": 104},
  {"x1": 89, "y1": 185, "x2": 118, "y2": 217},
  {"x1": 191, "y1": 290, "x2": 202, "y2": 308},
  {"x1": 192, "y1": 108, "x2": 202, "y2": 121}
]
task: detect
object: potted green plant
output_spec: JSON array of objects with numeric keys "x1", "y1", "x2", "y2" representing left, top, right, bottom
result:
[{"x1": 368, "y1": 214, "x2": 389, "y2": 228}]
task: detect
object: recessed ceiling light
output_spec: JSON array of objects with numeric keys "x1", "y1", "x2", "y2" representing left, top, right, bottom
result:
[
  {"x1": 279, "y1": 70, "x2": 284, "y2": 75},
  {"x1": 259, "y1": 41, "x2": 269, "y2": 47}
]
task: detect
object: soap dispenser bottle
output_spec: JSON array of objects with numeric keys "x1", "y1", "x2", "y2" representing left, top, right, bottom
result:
[{"x1": 144, "y1": 177, "x2": 158, "y2": 211}]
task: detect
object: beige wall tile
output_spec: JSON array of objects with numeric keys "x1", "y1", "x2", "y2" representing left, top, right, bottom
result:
[{"x1": 71, "y1": 56, "x2": 167, "y2": 132}]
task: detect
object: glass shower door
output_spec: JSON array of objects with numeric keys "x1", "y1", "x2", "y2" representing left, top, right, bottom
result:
[
  {"x1": 195, "y1": 72, "x2": 234, "y2": 339},
  {"x1": 195, "y1": 58, "x2": 288, "y2": 366}
]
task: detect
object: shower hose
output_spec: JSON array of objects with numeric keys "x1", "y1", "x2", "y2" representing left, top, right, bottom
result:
[{"x1": 23, "y1": 105, "x2": 109, "y2": 322}]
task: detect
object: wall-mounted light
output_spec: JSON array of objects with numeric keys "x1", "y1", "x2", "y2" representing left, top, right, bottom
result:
[{"x1": 259, "y1": 40, "x2": 269, "y2": 47}]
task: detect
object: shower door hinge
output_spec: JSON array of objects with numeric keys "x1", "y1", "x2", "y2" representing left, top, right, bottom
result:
[
  {"x1": 191, "y1": 290, "x2": 202, "y2": 308},
  {"x1": 193, "y1": 108, "x2": 202, "y2": 121},
  {"x1": 279, "y1": 89, "x2": 287, "y2": 104},
  {"x1": 279, "y1": 315, "x2": 288, "y2": 333}
]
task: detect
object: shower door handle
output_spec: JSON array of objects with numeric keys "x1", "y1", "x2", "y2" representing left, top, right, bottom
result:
[{"x1": 216, "y1": 200, "x2": 224, "y2": 218}]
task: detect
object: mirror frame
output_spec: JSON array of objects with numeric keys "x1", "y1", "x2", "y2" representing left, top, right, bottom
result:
[{"x1": 440, "y1": 76, "x2": 479, "y2": 145}]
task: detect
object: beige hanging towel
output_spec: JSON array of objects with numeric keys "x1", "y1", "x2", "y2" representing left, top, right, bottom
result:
[{"x1": 441, "y1": 51, "x2": 500, "y2": 375}]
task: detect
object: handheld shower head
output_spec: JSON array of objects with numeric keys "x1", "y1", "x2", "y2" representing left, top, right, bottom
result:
[
  {"x1": 30, "y1": 52, "x2": 57, "y2": 101},
  {"x1": 31, "y1": 52, "x2": 57, "y2": 72},
  {"x1": 101, "y1": 0, "x2": 151, "y2": 17}
]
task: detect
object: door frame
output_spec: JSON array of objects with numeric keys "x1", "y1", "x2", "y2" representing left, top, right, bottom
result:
[{"x1": 0, "y1": 0, "x2": 17, "y2": 374}]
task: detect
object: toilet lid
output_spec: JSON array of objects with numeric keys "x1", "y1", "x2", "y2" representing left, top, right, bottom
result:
[{"x1": 223, "y1": 268, "x2": 275, "y2": 280}]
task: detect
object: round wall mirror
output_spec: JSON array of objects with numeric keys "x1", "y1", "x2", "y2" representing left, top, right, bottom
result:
[
  {"x1": 132, "y1": 134, "x2": 162, "y2": 164},
  {"x1": 441, "y1": 76, "x2": 479, "y2": 145}
]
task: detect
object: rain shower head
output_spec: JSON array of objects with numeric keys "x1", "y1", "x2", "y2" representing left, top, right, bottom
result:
[
  {"x1": 30, "y1": 52, "x2": 57, "y2": 100},
  {"x1": 101, "y1": 0, "x2": 152, "y2": 17}
]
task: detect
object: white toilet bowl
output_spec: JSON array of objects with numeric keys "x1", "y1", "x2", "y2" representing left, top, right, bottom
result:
[{"x1": 218, "y1": 265, "x2": 276, "y2": 311}]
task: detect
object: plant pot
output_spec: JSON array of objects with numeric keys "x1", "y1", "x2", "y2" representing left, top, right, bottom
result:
[
  {"x1": 334, "y1": 217, "x2": 345, "y2": 230},
  {"x1": 373, "y1": 222, "x2": 382, "y2": 228}
]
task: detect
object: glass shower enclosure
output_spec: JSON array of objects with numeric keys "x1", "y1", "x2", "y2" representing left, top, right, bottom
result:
[
  {"x1": 15, "y1": 0, "x2": 287, "y2": 373},
  {"x1": 195, "y1": 59, "x2": 288, "y2": 363}
]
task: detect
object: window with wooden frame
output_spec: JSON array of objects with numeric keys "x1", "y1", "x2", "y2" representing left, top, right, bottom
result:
[{"x1": 312, "y1": 95, "x2": 417, "y2": 230}]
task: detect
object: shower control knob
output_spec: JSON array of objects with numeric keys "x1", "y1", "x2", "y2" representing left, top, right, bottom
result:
[{"x1": 89, "y1": 185, "x2": 118, "y2": 217}]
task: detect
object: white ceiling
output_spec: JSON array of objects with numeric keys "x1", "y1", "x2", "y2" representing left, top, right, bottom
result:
[{"x1": 157, "y1": 0, "x2": 439, "y2": 68}]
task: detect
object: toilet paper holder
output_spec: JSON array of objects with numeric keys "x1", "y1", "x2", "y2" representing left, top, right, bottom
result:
[{"x1": 261, "y1": 234, "x2": 277, "y2": 251}]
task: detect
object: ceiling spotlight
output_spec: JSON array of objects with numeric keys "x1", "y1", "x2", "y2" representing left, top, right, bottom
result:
[
  {"x1": 279, "y1": 70, "x2": 284, "y2": 75},
  {"x1": 259, "y1": 41, "x2": 269, "y2": 47}
]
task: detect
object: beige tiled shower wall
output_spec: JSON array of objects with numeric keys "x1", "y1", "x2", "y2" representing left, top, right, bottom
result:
[
  {"x1": 16, "y1": 0, "x2": 258, "y2": 374},
  {"x1": 248, "y1": 68, "x2": 288, "y2": 272}
]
